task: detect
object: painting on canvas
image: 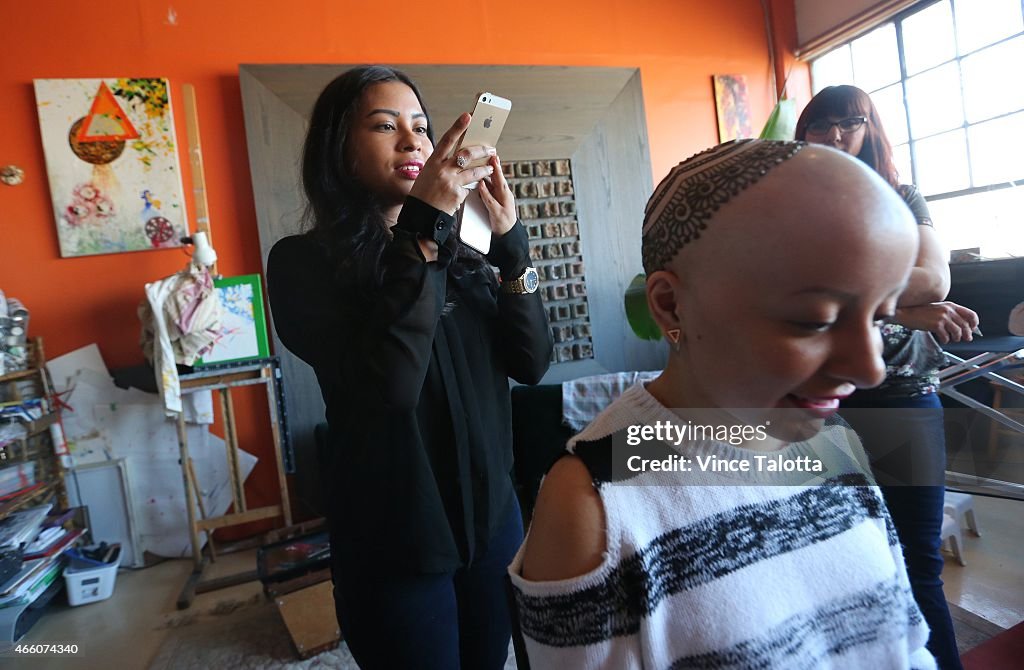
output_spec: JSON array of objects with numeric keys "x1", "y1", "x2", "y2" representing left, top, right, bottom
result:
[
  {"x1": 712, "y1": 74, "x2": 753, "y2": 143},
  {"x1": 34, "y1": 78, "x2": 188, "y2": 257},
  {"x1": 196, "y1": 274, "x2": 270, "y2": 366}
]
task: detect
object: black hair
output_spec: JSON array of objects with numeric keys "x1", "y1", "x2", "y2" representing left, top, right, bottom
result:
[
  {"x1": 301, "y1": 66, "x2": 431, "y2": 294},
  {"x1": 301, "y1": 65, "x2": 491, "y2": 301}
]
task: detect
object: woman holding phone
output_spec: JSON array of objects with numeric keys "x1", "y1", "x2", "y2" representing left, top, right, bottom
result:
[
  {"x1": 796, "y1": 85, "x2": 977, "y2": 670},
  {"x1": 267, "y1": 65, "x2": 551, "y2": 669}
]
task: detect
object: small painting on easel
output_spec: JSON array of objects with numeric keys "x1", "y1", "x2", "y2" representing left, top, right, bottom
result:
[
  {"x1": 196, "y1": 274, "x2": 270, "y2": 366},
  {"x1": 33, "y1": 78, "x2": 188, "y2": 257},
  {"x1": 712, "y1": 74, "x2": 753, "y2": 143}
]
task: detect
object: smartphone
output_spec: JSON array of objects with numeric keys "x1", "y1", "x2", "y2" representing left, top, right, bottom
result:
[
  {"x1": 454, "y1": 92, "x2": 512, "y2": 254},
  {"x1": 450, "y1": 92, "x2": 512, "y2": 169}
]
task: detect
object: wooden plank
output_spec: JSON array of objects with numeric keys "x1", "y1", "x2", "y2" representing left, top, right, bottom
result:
[
  {"x1": 176, "y1": 558, "x2": 207, "y2": 610},
  {"x1": 218, "y1": 388, "x2": 245, "y2": 512},
  {"x1": 195, "y1": 504, "x2": 282, "y2": 531},
  {"x1": 180, "y1": 369, "x2": 263, "y2": 390},
  {"x1": 186, "y1": 457, "x2": 215, "y2": 562},
  {"x1": 182, "y1": 83, "x2": 217, "y2": 276},
  {"x1": 175, "y1": 413, "x2": 202, "y2": 568},
  {"x1": 274, "y1": 581, "x2": 341, "y2": 659},
  {"x1": 195, "y1": 569, "x2": 260, "y2": 594}
]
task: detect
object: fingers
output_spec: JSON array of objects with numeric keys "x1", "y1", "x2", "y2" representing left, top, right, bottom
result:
[
  {"x1": 434, "y1": 113, "x2": 472, "y2": 160},
  {"x1": 489, "y1": 154, "x2": 511, "y2": 197},
  {"x1": 460, "y1": 164, "x2": 495, "y2": 185},
  {"x1": 452, "y1": 144, "x2": 497, "y2": 169}
]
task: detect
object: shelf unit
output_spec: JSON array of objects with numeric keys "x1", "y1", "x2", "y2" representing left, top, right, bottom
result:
[
  {"x1": 0, "y1": 338, "x2": 68, "y2": 515},
  {"x1": 0, "y1": 337, "x2": 71, "y2": 646}
]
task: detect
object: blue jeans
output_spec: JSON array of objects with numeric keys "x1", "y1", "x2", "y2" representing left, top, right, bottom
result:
[
  {"x1": 841, "y1": 392, "x2": 963, "y2": 670},
  {"x1": 332, "y1": 497, "x2": 524, "y2": 670}
]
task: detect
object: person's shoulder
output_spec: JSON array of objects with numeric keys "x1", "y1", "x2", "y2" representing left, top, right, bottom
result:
[
  {"x1": 269, "y1": 233, "x2": 325, "y2": 266},
  {"x1": 521, "y1": 454, "x2": 606, "y2": 582}
]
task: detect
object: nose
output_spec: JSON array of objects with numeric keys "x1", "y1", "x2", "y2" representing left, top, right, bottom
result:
[
  {"x1": 825, "y1": 321, "x2": 887, "y2": 390},
  {"x1": 399, "y1": 128, "x2": 423, "y2": 153},
  {"x1": 826, "y1": 125, "x2": 843, "y2": 144}
]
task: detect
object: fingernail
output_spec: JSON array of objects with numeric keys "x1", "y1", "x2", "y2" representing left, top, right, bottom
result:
[
  {"x1": 486, "y1": 166, "x2": 494, "y2": 174},
  {"x1": 486, "y1": 147, "x2": 497, "y2": 155}
]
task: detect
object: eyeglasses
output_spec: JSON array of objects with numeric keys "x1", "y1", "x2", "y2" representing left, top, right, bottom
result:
[{"x1": 805, "y1": 116, "x2": 868, "y2": 135}]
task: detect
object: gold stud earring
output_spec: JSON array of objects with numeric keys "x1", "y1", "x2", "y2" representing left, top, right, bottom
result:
[{"x1": 666, "y1": 328, "x2": 680, "y2": 344}]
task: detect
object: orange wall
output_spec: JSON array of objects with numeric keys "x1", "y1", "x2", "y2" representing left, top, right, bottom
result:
[{"x1": 0, "y1": 0, "x2": 804, "y2": 520}]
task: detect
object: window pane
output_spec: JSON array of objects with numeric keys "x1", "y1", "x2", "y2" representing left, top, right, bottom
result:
[
  {"x1": 914, "y1": 129, "x2": 970, "y2": 194},
  {"x1": 954, "y1": 0, "x2": 1024, "y2": 55},
  {"x1": 893, "y1": 143, "x2": 913, "y2": 184},
  {"x1": 851, "y1": 24, "x2": 901, "y2": 91},
  {"x1": 902, "y1": 0, "x2": 956, "y2": 75},
  {"x1": 906, "y1": 62, "x2": 964, "y2": 137},
  {"x1": 929, "y1": 188, "x2": 1024, "y2": 259},
  {"x1": 962, "y1": 36, "x2": 1024, "y2": 123},
  {"x1": 872, "y1": 83, "x2": 910, "y2": 145},
  {"x1": 968, "y1": 111, "x2": 1024, "y2": 185},
  {"x1": 812, "y1": 45, "x2": 853, "y2": 93}
]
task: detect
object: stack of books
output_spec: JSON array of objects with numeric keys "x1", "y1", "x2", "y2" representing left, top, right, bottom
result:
[{"x1": 0, "y1": 505, "x2": 84, "y2": 609}]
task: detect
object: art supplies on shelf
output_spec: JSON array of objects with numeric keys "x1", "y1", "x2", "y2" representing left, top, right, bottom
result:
[
  {"x1": 0, "y1": 504, "x2": 51, "y2": 550},
  {"x1": 0, "y1": 462, "x2": 36, "y2": 499}
]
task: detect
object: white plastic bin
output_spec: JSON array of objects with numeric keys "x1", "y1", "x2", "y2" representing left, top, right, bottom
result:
[{"x1": 63, "y1": 546, "x2": 119, "y2": 606}]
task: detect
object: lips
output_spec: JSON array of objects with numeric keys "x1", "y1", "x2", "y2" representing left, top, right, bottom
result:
[
  {"x1": 396, "y1": 161, "x2": 422, "y2": 179},
  {"x1": 784, "y1": 394, "x2": 849, "y2": 418}
]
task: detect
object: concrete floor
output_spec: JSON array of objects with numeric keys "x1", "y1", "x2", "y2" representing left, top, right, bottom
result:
[{"x1": 14, "y1": 494, "x2": 1024, "y2": 668}]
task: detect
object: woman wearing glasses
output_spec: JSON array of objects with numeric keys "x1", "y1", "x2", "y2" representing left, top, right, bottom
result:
[{"x1": 796, "y1": 85, "x2": 975, "y2": 670}]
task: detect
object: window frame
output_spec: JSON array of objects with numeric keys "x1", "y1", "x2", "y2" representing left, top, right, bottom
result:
[{"x1": 810, "y1": 0, "x2": 1024, "y2": 205}]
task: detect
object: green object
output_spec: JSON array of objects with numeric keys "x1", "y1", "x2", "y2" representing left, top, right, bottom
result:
[
  {"x1": 624, "y1": 273, "x2": 661, "y2": 341},
  {"x1": 196, "y1": 274, "x2": 271, "y2": 366},
  {"x1": 759, "y1": 97, "x2": 797, "y2": 141}
]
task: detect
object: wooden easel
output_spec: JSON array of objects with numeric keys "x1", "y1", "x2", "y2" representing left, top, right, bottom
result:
[
  {"x1": 175, "y1": 358, "x2": 292, "y2": 609},
  {"x1": 174, "y1": 85, "x2": 292, "y2": 608}
]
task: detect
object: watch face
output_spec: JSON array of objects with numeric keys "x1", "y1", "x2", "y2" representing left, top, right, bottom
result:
[{"x1": 524, "y1": 268, "x2": 540, "y2": 292}]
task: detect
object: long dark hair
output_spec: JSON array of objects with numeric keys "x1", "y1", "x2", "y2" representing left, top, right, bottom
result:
[
  {"x1": 301, "y1": 66, "x2": 433, "y2": 294},
  {"x1": 794, "y1": 85, "x2": 899, "y2": 188}
]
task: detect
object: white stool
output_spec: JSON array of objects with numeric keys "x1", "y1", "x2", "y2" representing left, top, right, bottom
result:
[
  {"x1": 944, "y1": 491, "x2": 980, "y2": 536},
  {"x1": 940, "y1": 513, "x2": 966, "y2": 566}
]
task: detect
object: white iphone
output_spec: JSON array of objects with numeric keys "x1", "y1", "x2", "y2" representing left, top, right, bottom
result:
[{"x1": 454, "y1": 92, "x2": 512, "y2": 254}]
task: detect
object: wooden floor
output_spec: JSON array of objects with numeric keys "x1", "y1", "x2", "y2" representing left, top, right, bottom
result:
[{"x1": 13, "y1": 495, "x2": 1024, "y2": 668}]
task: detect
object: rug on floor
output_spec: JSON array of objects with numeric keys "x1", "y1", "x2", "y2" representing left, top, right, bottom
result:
[
  {"x1": 149, "y1": 596, "x2": 1004, "y2": 668},
  {"x1": 148, "y1": 600, "x2": 519, "y2": 669}
]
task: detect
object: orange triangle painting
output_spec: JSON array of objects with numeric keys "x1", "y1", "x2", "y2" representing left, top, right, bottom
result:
[{"x1": 75, "y1": 82, "x2": 140, "y2": 143}]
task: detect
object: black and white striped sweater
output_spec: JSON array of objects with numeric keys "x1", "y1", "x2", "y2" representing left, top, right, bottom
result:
[{"x1": 509, "y1": 383, "x2": 935, "y2": 669}]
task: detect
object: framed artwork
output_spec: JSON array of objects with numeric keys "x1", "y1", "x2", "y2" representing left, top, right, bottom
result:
[
  {"x1": 712, "y1": 74, "x2": 753, "y2": 143},
  {"x1": 33, "y1": 78, "x2": 188, "y2": 257},
  {"x1": 196, "y1": 274, "x2": 270, "y2": 366}
]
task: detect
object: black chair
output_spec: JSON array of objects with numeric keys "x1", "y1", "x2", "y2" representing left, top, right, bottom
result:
[
  {"x1": 510, "y1": 383, "x2": 577, "y2": 524},
  {"x1": 507, "y1": 383, "x2": 578, "y2": 669}
]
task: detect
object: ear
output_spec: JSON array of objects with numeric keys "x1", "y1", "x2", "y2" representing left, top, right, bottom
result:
[{"x1": 646, "y1": 270, "x2": 685, "y2": 344}]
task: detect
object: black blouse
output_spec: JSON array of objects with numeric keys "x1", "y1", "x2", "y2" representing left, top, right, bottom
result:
[{"x1": 267, "y1": 196, "x2": 552, "y2": 573}]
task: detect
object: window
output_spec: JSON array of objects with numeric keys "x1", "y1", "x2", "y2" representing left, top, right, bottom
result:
[{"x1": 810, "y1": 0, "x2": 1024, "y2": 259}]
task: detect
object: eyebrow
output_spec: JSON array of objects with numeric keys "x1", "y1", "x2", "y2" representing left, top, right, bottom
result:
[
  {"x1": 366, "y1": 108, "x2": 426, "y2": 120},
  {"x1": 791, "y1": 283, "x2": 909, "y2": 301},
  {"x1": 791, "y1": 287, "x2": 858, "y2": 301}
]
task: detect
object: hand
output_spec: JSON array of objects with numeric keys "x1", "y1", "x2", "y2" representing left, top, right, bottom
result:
[
  {"x1": 893, "y1": 301, "x2": 980, "y2": 344},
  {"x1": 408, "y1": 113, "x2": 496, "y2": 215},
  {"x1": 477, "y1": 154, "x2": 517, "y2": 237}
]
